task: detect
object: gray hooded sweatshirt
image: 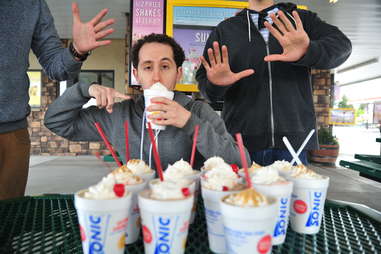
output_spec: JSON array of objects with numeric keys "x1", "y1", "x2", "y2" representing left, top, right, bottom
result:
[
  {"x1": 44, "y1": 82, "x2": 251, "y2": 169},
  {"x1": 0, "y1": 0, "x2": 82, "y2": 133}
]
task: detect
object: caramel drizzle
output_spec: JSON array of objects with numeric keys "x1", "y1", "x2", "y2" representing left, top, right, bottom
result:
[{"x1": 233, "y1": 188, "x2": 268, "y2": 206}]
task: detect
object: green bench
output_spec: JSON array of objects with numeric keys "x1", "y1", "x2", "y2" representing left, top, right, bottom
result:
[
  {"x1": 354, "y1": 154, "x2": 381, "y2": 164},
  {"x1": 340, "y1": 160, "x2": 381, "y2": 182}
]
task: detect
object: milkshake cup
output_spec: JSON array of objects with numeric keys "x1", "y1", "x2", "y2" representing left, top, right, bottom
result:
[
  {"x1": 220, "y1": 189, "x2": 277, "y2": 254},
  {"x1": 75, "y1": 189, "x2": 132, "y2": 254},
  {"x1": 138, "y1": 187, "x2": 194, "y2": 254},
  {"x1": 143, "y1": 82, "x2": 174, "y2": 130},
  {"x1": 200, "y1": 156, "x2": 243, "y2": 253},
  {"x1": 252, "y1": 182, "x2": 293, "y2": 245},
  {"x1": 163, "y1": 159, "x2": 202, "y2": 224},
  {"x1": 124, "y1": 180, "x2": 148, "y2": 244},
  {"x1": 286, "y1": 166, "x2": 330, "y2": 234},
  {"x1": 201, "y1": 185, "x2": 243, "y2": 253}
]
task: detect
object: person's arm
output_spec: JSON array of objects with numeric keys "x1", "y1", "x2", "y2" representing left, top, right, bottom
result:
[
  {"x1": 295, "y1": 10, "x2": 352, "y2": 69},
  {"x1": 32, "y1": 0, "x2": 82, "y2": 81},
  {"x1": 32, "y1": 1, "x2": 115, "y2": 81},
  {"x1": 44, "y1": 82, "x2": 116, "y2": 141},
  {"x1": 181, "y1": 101, "x2": 251, "y2": 166}
]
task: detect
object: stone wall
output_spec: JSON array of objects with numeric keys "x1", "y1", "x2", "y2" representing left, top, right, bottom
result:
[{"x1": 27, "y1": 74, "x2": 109, "y2": 156}]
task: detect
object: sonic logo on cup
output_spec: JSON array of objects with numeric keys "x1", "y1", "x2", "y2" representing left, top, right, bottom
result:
[
  {"x1": 306, "y1": 191, "x2": 322, "y2": 227},
  {"x1": 293, "y1": 199, "x2": 307, "y2": 214},
  {"x1": 154, "y1": 217, "x2": 172, "y2": 254},
  {"x1": 88, "y1": 215, "x2": 104, "y2": 253},
  {"x1": 274, "y1": 197, "x2": 288, "y2": 237}
]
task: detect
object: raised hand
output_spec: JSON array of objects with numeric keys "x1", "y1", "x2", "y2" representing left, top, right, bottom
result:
[
  {"x1": 71, "y1": 2, "x2": 115, "y2": 55},
  {"x1": 88, "y1": 84, "x2": 131, "y2": 113},
  {"x1": 200, "y1": 41, "x2": 254, "y2": 86},
  {"x1": 264, "y1": 10, "x2": 310, "y2": 62},
  {"x1": 146, "y1": 97, "x2": 191, "y2": 128}
]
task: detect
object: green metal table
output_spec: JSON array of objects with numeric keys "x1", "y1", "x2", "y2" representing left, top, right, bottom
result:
[{"x1": 0, "y1": 195, "x2": 380, "y2": 254}]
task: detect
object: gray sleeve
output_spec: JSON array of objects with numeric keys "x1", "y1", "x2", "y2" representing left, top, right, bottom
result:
[
  {"x1": 181, "y1": 101, "x2": 251, "y2": 167},
  {"x1": 32, "y1": 0, "x2": 82, "y2": 81},
  {"x1": 44, "y1": 82, "x2": 113, "y2": 142}
]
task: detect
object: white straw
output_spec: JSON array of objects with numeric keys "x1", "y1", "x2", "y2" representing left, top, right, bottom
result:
[
  {"x1": 282, "y1": 136, "x2": 303, "y2": 165},
  {"x1": 290, "y1": 129, "x2": 315, "y2": 165}
]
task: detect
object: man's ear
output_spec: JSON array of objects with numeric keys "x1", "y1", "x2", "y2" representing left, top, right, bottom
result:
[{"x1": 176, "y1": 66, "x2": 183, "y2": 83}]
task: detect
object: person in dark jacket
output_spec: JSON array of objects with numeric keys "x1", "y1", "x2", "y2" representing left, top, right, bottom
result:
[
  {"x1": 196, "y1": 0, "x2": 351, "y2": 166},
  {"x1": 0, "y1": 1, "x2": 114, "y2": 200}
]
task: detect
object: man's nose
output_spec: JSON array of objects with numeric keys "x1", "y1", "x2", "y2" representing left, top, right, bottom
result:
[{"x1": 152, "y1": 69, "x2": 160, "y2": 82}]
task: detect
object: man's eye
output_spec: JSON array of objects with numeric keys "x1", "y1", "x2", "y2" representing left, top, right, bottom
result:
[
  {"x1": 144, "y1": 66, "x2": 151, "y2": 70},
  {"x1": 162, "y1": 65, "x2": 169, "y2": 70}
]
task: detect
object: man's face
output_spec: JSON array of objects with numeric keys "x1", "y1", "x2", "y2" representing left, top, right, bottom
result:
[{"x1": 133, "y1": 42, "x2": 182, "y2": 90}]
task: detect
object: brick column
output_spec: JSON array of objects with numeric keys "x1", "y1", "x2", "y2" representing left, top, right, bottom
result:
[{"x1": 312, "y1": 69, "x2": 333, "y2": 128}]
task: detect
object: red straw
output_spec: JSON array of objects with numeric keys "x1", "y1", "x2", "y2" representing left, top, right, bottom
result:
[
  {"x1": 235, "y1": 133, "x2": 252, "y2": 188},
  {"x1": 94, "y1": 122, "x2": 123, "y2": 167},
  {"x1": 124, "y1": 120, "x2": 130, "y2": 164},
  {"x1": 190, "y1": 125, "x2": 200, "y2": 168},
  {"x1": 147, "y1": 122, "x2": 164, "y2": 181}
]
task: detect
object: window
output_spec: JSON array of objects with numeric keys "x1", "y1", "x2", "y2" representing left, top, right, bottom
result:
[
  {"x1": 27, "y1": 70, "x2": 42, "y2": 108},
  {"x1": 68, "y1": 70, "x2": 114, "y2": 88}
]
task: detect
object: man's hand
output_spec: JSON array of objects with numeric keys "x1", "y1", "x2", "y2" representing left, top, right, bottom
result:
[
  {"x1": 147, "y1": 97, "x2": 191, "y2": 128},
  {"x1": 71, "y1": 2, "x2": 115, "y2": 55},
  {"x1": 264, "y1": 10, "x2": 310, "y2": 62},
  {"x1": 88, "y1": 84, "x2": 130, "y2": 113},
  {"x1": 200, "y1": 41, "x2": 254, "y2": 86}
]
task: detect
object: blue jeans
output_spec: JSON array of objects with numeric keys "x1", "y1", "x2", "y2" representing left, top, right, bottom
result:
[{"x1": 250, "y1": 149, "x2": 308, "y2": 166}]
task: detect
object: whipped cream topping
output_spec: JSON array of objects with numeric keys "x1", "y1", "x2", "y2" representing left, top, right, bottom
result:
[
  {"x1": 202, "y1": 156, "x2": 232, "y2": 171},
  {"x1": 239, "y1": 162, "x2": 263, "y2": 175},
  {"x1": 224, "y1": 188, "x2": 269, "y2": 207},
  {"x1": 269, "y1": 160, "x2": 293, "y2": 173},
  {"x1": 251, "y1": 166, "x2": 285, "y2": 184},
  {"x1": 290, "y1": 165, "x2": 324, "y2": 179},
  {"x1": 127, "y1": 159, "x2": 153, "y2": 175},
  {"x1": 111, "y1": 165, "x2": 143, "y2": 185},
  {"x1": 149, "y1": 82, "x2": 169, "y2": 91},
  {"x1": 150, "y1": 179, "x2": 190, "y2": 200},
  {"x1": 84, "y1": 174, "x2": 129, "y2": 200},
  {"x1": 164, "y1": 159, "x2": 197, "y2": 181},
  {"x1": 202, "y1": 165, "x2": 241, "y2": 191}
]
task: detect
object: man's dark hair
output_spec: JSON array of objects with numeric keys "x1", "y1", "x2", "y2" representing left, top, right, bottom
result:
[{"x1": 132, "y1": 33, "x2": 185, "y2": 69}]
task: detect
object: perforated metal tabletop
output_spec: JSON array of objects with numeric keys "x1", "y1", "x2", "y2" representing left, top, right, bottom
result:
[{"x1": 0, "y1": 195, "x2": 380, "y2": 254}]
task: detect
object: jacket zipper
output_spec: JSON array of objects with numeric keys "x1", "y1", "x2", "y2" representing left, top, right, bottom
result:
[{"x1": 266, "y1": 42, "x2": 275, "y2": 147}]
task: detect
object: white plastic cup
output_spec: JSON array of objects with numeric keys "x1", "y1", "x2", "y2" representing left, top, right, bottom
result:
[
  {"x1": 287, "y1": 176, "x2": 330, "y2": 234},
  {"x1": 143, "y1": 89, "x2": 174, "y2": 130},
  {"x1": 184, "y1": 171, "x2": 202, "y2": 224},
  {"x1": 201, "y1": 182, "x2": 242, "y2": 254},
  {"x1": 124, "y1": 180, "x2": 149, "y2": 245},
  {"x1": 252, "y1": 181, "x2": 294, "y2": 245},
  {"x1": 74, "y1": 190, "x2": 132, "y2": 254},
  {"x1": 138, "y1": 189, "x2": 194, "y2": 254},
  {"x1": 220, "y1": 194, "x2": 278, "y2": 254}
]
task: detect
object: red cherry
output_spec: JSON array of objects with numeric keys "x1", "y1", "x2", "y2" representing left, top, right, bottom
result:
[
  {"x1": 113, "y1": 184, "x2": 125, "y2": 197},
  {"x1": 222, "y1": 186, "x2": 229, "y2": 191},
  {"x1": 230, "y1": 164, "x2": 239, "y2": 173},
  {"x1": 182, "y1": 187, "x2": 190, "y2": 197}
]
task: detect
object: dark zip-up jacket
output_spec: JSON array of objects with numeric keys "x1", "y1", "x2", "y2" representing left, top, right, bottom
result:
[{"x1": 196, "y1": 3, "x2": 351, "y2": 154}]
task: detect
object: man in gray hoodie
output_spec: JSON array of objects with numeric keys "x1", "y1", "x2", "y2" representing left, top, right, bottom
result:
[
  {"x1": 0, "y1": 0, "x2": 115, "y2": 199},
  {"x1": 45, "y1": 33, "x2": 249, "y2": 171}
]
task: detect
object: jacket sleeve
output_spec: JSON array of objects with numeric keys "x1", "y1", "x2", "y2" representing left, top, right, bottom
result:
[
  {"x1": 44, "y1": 82, "x2": 113, "y2": 142},
  {"x1": 181, "y1": 101, "x2": 251, "y2": 167},
  {"x1": 294, "y1": 10, "x2": 352, "y2": 69},
  {"x1": 32, "y1": 0, "x2": 82, "y2": 81},
  {"x1": 195, "y1": 28, "x2": 232, "y2": 103}
]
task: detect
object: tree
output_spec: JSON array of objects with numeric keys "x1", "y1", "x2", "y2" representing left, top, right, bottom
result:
[{"x1": 338, "y1": 95, "x2": 353, "y2": 108}]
